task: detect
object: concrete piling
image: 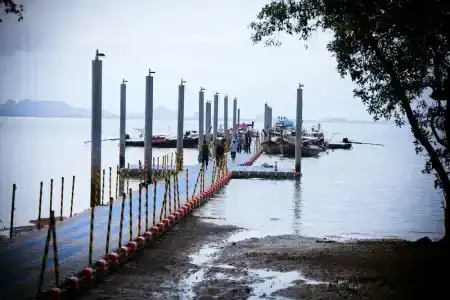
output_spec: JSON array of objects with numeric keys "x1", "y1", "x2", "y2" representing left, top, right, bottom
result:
[
  {"x1": 232, "y1": 98, "x2": 237, "y2": 139},
  {"x1": 177, "y1": 79, "x2": 186, "y2": 171},
  {"x1": 295, "y1": 83, "x2": 304, "y2": 174},
  {"x1": 224, "y1": 95, "x2": 229, "y2": 139},
  {"x1": 119, "y1": 79, "x2": 127, "y2": 193},
  {"x1": 213, "y1": 92, "x2": 219, "y2": 139},
  {"x1": 90, "y1": 49, "x2": 104, "y2": 207},
  {"x1": 199, "y1": 87, "x2": 205, "y2": 146},
  {"x1": 144, "y1": 69, "x2": 155, "y2": 182},
  {"x1": 205, "y1": 101, "x2": 212, "y2": 142}
]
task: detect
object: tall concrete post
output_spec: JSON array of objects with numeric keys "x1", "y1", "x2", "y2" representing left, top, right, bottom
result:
[
  {"x1": 176, "y1": 79, "x2": 186, "y2": 171},
  {"x1": 264, "y1": 102, "x2": 268, "y2": 135},
  {"x1": 295, "y1": 83, "x2": 304, "y2": 174},
  {"x1": 224, "y1": 95, "x2": 228, "y2": 139},
  {"x1": 119, "y1": 79, "x2": 127, "y2": 193},
  {"x1": 237, "y1": 108, "x2": 240, "y2": 126},
  {"x1": 144, "y1": 69, "x2": 155, "y2": 182},
  {"x1": 90, "y1": 49, "x2": 104, "y2": 207},
  {"x1": 199, "y1": 87, "x2": 205, "y2": 146},
  {"x1": 205, "y1": 101, "x2": 212, "y2": 142},
  {"x1": 268, "y1": 106, "x2": 272, "y2": 131},
  {"x1": 213, "y1": 92, "x2": 219, "y2": 139},
  {"x1": 232, "y1": 98, "x2": 237, "y2": 139}
]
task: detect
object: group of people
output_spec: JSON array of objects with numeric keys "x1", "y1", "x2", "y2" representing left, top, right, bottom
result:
[
  {"x1": 236, "y1": 131, "x2": 252, "y2": 154},
  {"x1": 199, "y1": 130, "x2": 255, "y2": 166},
  {"x1": 200, "y1": 139, "x2": 225, "y2": 169}
]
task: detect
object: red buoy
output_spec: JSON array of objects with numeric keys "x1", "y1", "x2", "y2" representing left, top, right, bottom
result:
[
  {"x1": 107, "y1": 252, "x2": 119, "y2": 265},
  {"x1": 81, "y1": 267, "x2": 94, "y2": 281},
  {"x1": 96, "y1": 259, "x2": 108, "y2": 274},
  {"x1": 136, "y1": 236, "x2": 145, "y2": 247},
  {"x1": 144, "y1": 231, "x2": 153, "y2": 241}
]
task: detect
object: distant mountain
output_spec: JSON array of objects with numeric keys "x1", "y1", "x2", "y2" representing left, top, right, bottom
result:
[
  {"x1": 127, "y1": 106, "x2": 178, "y2": 120},
  {"x1": 0, "y1": 99, "x2": 118, "y2": 118}
]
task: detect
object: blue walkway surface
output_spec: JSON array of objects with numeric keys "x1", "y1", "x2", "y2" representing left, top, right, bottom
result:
[{"x1": 0, "y1": 152, "x2": 254, "y2": 299}]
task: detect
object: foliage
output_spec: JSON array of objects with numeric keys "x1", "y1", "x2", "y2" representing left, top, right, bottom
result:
[
  {"x1": 250, "y1": 0, "x2": 450, "y2": 195},
  {"x1": 0, "y1": 0, "x2": 24, "y2": 22}
]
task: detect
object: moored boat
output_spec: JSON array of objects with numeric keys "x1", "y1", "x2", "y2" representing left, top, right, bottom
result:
[
  {"x1": 261, "y1": 136, "x2": 281, "y2": 154},
  {"x1": 278, "y1": 137, "x2": 322, "y2": 157},
  {"x1": 125, "y1": 130, "x2": 199, "y2": 148}
]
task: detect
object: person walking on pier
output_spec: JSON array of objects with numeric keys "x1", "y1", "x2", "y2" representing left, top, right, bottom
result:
[
  {"x1": 237, "y1": 134, "x2": 243, "y2": 153},
  {"x1": 230, "y1": 140, "x2": 238, "y2": 162},
  {"x1": 201, "y1": 140, "x2": 210, "y2": 170}
]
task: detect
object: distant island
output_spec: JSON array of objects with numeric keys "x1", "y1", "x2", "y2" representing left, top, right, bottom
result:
[
  {"x1": 0, "y1": 99, "x2": 392, "y2": 124},
  {"x1": 0, "y1": 99, "x2": 190, "y2": 120}
]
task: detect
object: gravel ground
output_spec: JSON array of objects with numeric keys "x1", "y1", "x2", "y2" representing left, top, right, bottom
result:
[{"x1": 79, "y1": 216, "x2": 448, "y2": 300}]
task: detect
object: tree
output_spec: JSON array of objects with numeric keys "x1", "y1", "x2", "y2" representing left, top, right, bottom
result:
[
  {"x1": 0, "y1": 0, "x2": 24, "y2": 23},
  {"x1": 250, "y1": 0, "x2": 450, "y2": 242}
]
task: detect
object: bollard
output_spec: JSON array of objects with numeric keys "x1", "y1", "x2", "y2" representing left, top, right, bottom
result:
[
  {"x1": 118, "y1": 193, "x2": 126, "y2": 248},
  {"x1": 153, "y1": 180, "x2": 157, "y2": 225},
  {"x1": 145, "y1": 179, "x2": 149, "y2": 231},
  {"x1": 173, "y1": 173, "x2": 177, "y2": 212},
  {"x1": 109, "y1": 166, "x2": 112, "y2": 200},
  {"x1": 160, "y1": 179, "x2": 168, "y2": 221},
  {"x1": 129, "y1": 188, "x2": 133, "y2": 241},
  {"x1": 168, "y1": 175, "x2": 172, "y2": 214},
  {"x1": 38, "y1": 181, "x2": 43, "y2": 230},
  {"x1": 88, "y1": 169, "x2": 100, "y2": 266},
  {"x1": 49, "y1": 178, "x2": 54, "y2": 214},
  {"x1": 127, "y1": 163, "x2": 130, "y2": 192},
  {"x1": 115, "y1": 165, "x2": 119, "y2": 198},
  {"x1": 138, "y1": 184, "x2": 142, "y2": 237},
  {"x1": 60, "y1": 177, "x2": 64, "y2": 221},
  {"x1": 105, "y1": 197, "x2": 113, "y2": 257},
  {"x1": 36, "y1": 210, "x2": 60, "y2": 298},
  {"x1": 139, "y1": 160, "x2": 143, "y2": 184},
  {"x1": 157, "y1": 157, "x2": 160, "y2": 176},
  {"x1": 9, "y1": 183, "x2": 16, "y2": 239},
  {"x1": 102, "y1": 169, "x2": 105, "y2": 205},
  {"x1": 176, "y1": 173, "x2": 180, "y2": 209},
  {"x1": 186, "y1": 169, "x2": 189, "y2": 204},
  {"x1": 70, "y1": 176, "x2": 75, "y2": 218}
]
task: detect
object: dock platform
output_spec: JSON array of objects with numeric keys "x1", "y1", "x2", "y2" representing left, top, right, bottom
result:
[
  {"x1": 230, "y1": 165, "x2": 298, "y2": 179},
  {"x1": 0, "y1": 152, "x2": 257, "y2": 300}
]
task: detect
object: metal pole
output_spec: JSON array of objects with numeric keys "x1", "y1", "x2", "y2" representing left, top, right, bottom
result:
[
  {"x1": 119, "y1": 79, "x2": 127, "y2": 194},
  {"x1": 177, "y1": 79, "x2": 186, "y2": 171},
  {"x1": 144, "y1": 69, "x2": 155, "y2": 182},
  {"x1": 224, "y1": 95, "x2": 228, "y2": 139},
  {"x1": 10, "y1": 184, "x2": 16, "y2": 239},
  {"x1": 295, "y1": 83, "x2": 304, "y2": 174},
  {"x1": 199, "y1": 87, "x2": 205, "y2": 146},
  {"x1": 232, "y1": 98, "x2": 237, "y2": 139},
  {"x1": 90, "y1": 49, "x2": 104, "y2": 207},
  {"x1": 264, "y1": 102, "x2": 268, "y2": 134},
  {"x1": 268, "y1": 106, "x2": 272, "y2": 131},
  {"x1": 213, "y1": 92, "x2": 219, "y2": 139},
  {"x1": 237, "y1": 108, "x2": 240, "y2": 126},
  {"x1": 205, "y1": 101, "x2": 212, "y2": 142}
]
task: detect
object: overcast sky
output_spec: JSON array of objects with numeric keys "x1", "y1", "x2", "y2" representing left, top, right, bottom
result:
[{"x1": 0, "y1": 0, "x2": 371, "y2": 120}]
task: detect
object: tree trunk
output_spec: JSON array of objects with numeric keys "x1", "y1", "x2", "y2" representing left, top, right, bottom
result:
[{"x1": 443, "y1": 184, "x2": 450, "y2": 244}]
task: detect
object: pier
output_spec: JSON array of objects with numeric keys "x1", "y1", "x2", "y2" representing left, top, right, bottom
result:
[{"x1": 0, "y1": 49, "x2": 306, "y2": 300}]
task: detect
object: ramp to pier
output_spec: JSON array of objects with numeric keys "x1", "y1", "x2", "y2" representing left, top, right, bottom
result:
[{"x1": 0, "y1": 152, "x2": 256, "y2": 299}]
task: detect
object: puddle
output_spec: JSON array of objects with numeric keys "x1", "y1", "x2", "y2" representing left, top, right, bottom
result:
[
  {"x1": 248, "y1": 269, "x2": 326, "y2": 299},
  {"x1": 180, "y1": 229, "x2": 329, "y2": 299}
]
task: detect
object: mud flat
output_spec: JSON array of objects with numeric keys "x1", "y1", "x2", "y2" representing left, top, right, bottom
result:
[
  {"x1": 81, "y1": 216, "x2": 240, "y2": 300},
  {"x1": 80, "y1": 215, "x2": 448, "y2": 300},
  {"x1": 194, "y1": 234, "x2": 448, "y2": 299}
]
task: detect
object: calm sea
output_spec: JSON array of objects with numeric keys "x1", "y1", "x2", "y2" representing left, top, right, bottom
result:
[{"x1": 0, "y1": 117, "x2": 444, "y2": 240}]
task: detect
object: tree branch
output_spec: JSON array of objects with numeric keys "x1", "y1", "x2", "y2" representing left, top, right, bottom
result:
[{"x1": 369, "y1": 37, "x2": 450, "y2": 190}]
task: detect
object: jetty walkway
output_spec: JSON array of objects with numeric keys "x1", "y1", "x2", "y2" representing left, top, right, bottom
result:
[{"x1": 0, "y1": 151, "x2": 265, "y2": 300}]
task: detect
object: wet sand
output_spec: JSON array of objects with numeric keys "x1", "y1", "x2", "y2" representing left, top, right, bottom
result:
[{"x1": 81, "y1": 217, "x2": 448, "y2": 300}]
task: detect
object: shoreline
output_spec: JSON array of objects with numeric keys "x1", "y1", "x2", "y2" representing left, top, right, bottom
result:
[{"x1": 70, "y1": 215, "x2": 447, "y2": 299}]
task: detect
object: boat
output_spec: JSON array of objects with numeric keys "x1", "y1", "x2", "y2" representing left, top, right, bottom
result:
[
  {"x1": 125, "y1": 130, "x2": 199, "y2": 148},
  {"x1": 261, "y1": 136, "x2": 281, "y2": 154},
  {"x1": 278, "y1": 136, "x2": 322, "y2": 157},
  {"x1": 326, "y1": 142, "x2": 352, "y2": 150},
  {"x1": 302, "y1": 124, "x2": 325, "y2": 147},
  {"x1": 272, "y1": 117, "x2": 295, "y2": 137}
]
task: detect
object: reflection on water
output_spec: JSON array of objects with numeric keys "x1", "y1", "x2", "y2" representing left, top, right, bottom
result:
[{"x1": 0, "y1": 117, "x2": 445, "y2": 241}]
